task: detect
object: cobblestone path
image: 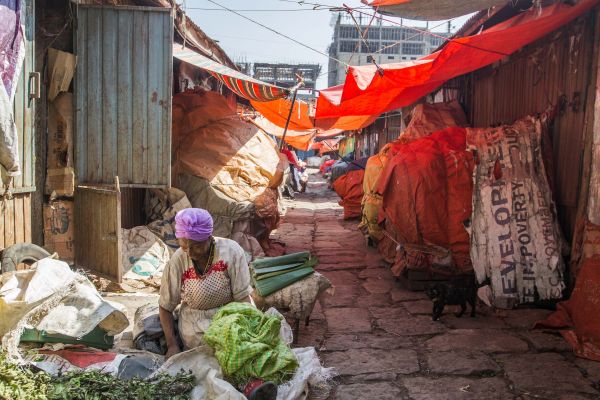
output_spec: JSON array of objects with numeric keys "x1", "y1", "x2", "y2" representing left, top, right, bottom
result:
[{"x1": 270, "y1": 171, "x2": 600, "y2": 400}]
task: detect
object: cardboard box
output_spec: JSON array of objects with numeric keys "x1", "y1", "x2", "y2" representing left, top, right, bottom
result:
[
  {"x1": 43, "y1": 200, "x2": 75, "y2": 263},
  {"x1": 45, "y1": 167, "x2": 75, "y2": 197},
  {"x1": 48, "y1": 48, "x2": 76, "y2": 101},
  {"x1": 47, "y1": 92, "x2": 73, "y2": 168}
]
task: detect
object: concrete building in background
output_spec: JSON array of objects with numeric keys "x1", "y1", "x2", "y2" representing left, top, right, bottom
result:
[
  {"x1": 327, "y1": 13, "x2": 452, "y2": 86},
  {"x1": 236, "y1": 62, "x2": 321, "y2": 91}
]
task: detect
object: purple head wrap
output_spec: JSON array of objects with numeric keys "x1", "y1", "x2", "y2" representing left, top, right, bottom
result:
[{"x1": 174, "y1": 208, "x2": 213, "y2": 242}]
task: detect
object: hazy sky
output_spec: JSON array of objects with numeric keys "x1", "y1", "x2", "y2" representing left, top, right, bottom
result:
[{"x1": 185, "y1": 0, "x2": 472, "y2": 89}]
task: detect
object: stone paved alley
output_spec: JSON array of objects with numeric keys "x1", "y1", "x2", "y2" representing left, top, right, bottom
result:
[{"x1": 271, "y1": 171, "x2": 600, "y2": 400}]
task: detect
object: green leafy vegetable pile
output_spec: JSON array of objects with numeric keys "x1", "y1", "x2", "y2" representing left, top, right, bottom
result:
[
  {"x1": 0, "y1": 353, "x2": 50, "y2": 400},
  {"x1": 0, "y1": 353, "x2": 195, "y2": 400}
]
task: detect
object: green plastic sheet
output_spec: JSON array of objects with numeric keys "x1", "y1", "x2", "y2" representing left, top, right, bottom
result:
[{"x1": 203, "y1": 302, "x2": 298, "y2": 385}]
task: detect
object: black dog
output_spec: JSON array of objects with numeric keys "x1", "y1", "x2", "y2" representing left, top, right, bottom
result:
[{"x1": 426, "y1": 278, "x2": 477, "y2": 321}]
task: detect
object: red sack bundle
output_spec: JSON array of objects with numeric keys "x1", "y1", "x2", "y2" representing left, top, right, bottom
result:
[
  {"x1": 376, "y1": 127, "x2": 474, "y2": 276},
  {"x1": 333, "y1": 169, "x2": 365, "y2": 220}
]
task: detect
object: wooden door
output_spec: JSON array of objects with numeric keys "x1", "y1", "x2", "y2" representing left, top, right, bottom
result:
[
  {"x1": 1, "y1": 0, "x2": 36, "y2": 249},
  {"x1": 74, "y1": 183, "x2": 122, "y2": 282}
]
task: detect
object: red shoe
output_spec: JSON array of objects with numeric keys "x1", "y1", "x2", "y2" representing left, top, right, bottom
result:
[{"x1": 243, "y1": 379, "x2": 277, "y2": 400}]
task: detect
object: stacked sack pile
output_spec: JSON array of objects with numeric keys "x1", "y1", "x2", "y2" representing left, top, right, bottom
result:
[
  {"x1": 330, "y1": 158, "x2": 368, "y2": 220},
  {"x1": 360, "y1": 101, "x2": 473, "y2": 277},
  {"x1": 171, "y1": 90, "x2": 287, "y2": 260}
]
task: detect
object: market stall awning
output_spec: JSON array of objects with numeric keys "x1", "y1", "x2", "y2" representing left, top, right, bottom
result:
[
  {"x1": 251, "y1": 98, "x2": 314, "y2": 131},
  {"x1": 251, "y1": 98, "x2": 379, "y2": 132},
  {"x1": 249, "y1": 116, "x2": 317, "y2": 151},
  {"x1": 173, "y1": 45, "x2": 289, "y2": 102},
  {"x1": 364, "y1": 0, "x2": 506, "y2": 20},
  {"x1": 318, "y1": 0, "x2": 598, "y2": 119},
  {"x1": 249, "y1": 115, "x2": 343, "y2": 151}
]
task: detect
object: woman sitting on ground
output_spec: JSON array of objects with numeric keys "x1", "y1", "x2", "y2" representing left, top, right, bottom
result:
[{"x1": 158, "y1": 208, "x2": 276, "y2": 400}]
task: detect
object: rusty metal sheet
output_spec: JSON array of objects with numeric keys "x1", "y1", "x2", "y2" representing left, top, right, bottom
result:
[
  {"x1": 75, "y1": 5, "x2": 173, "y2": 188},
  {"x1": 75, "y1": 184, "x2": 123, "y2": 282}
]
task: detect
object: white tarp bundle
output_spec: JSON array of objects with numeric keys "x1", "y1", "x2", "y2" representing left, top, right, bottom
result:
[
  {"x1": 467, "y1": 116, "x2": 566, "y2": 308},
  {"x1": 252, "y1": 273, "x2": 332, "y2": 321},
  {"x1": 0, "y1": 258, "x2": 129, "y2": 358},
  {"x1": 370, "y1": 0, "x2": 507, "y2": 20}
]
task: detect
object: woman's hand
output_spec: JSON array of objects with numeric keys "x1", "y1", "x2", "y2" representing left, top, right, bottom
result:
[
  {"x1": 165, "y1": 344, "x2": 182, "y2": 360},
  {"x1": 159, "y1": 306, "x2": 181, "y2": 360}
]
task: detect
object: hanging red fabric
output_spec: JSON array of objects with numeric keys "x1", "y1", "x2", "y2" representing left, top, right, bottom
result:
[{"x1": 317, "y1": 0, "x2": 599, "y2": 119}]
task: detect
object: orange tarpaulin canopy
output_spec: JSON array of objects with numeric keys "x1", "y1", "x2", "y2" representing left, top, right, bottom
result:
[
  {"x1": 251, "y1": 98, "x2": 314, "y2": 131},
  {"x1": 249, "y1": 116, "x2": 316, "y2": 151},
  {"x1": 317, "y1": 0, "x2": 598, "y2": 119},
  {"x1": 251, "y1": 98, "x2": 379, "y2": 132}
]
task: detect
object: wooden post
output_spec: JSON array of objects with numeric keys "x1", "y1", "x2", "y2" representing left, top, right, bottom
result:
[{"x1": 279, "y1": 78, "x2": 305, "y2": 151}]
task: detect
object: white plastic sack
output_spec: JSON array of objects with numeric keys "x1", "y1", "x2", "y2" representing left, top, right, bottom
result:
[
  {"x1": 277, "y1": 347, "x2": 335, "y2": 400},
  {"x1": 156, "y1": 346, "x2": 245, "y2": 400},
  {"x1": 35, "y1": 281, "x2": 129, "y2": 337},
  {"x1": 468, "y1": 116, "x2": 566, "y2": 307},
  {"x1": 253, "y1": 273, "x2": 332, "y2": 320},
  {"x1": 265, "y1": 307, "x2": 294, "y2": 346},
  {"x1": 122, "y1": 226, "x2": 171, "y2": 280},
  {"x1": 1, "y1": 258, "x2": 129, "y2": 358},
  {"x1": 306, "y1": 156, "x2": 323, "y2": 168},
  {"x1": 0, "y1": 258, "x2": 75, "y2": 337}
]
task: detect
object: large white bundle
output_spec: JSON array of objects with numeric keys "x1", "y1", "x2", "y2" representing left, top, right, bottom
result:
[
  {"x1": 467, "y1": 116, "x2": 566, "y2": 308},
  {"x1": 0, "y1": 258, "x2": 128, "y2": 358}
]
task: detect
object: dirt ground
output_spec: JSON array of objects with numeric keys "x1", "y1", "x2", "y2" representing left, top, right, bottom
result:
[{"x1": 272, "y1": 170, "x2": 600, "y2": 400}]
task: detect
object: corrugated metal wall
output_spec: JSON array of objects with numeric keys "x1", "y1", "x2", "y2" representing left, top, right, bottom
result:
[
  {"x1": 451, "y1": 13, "x2": 595, "y2": 241},
  {"x1": 75, "y1": 5, "x2": 173, "y2": 188},
  {"x1": 1, "y1": 0, "x2": 35, "y2": 249},
  {"x1": 355, "y1": 114, "x2": 403, "y2": 159}
]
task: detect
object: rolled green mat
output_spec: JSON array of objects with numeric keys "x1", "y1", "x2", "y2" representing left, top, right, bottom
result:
[
  {"x1": 255, "y1": 264, "x2": 311, "y2": 281},
  {"x1": 251, "y1": 251, "x2": 311, "y2": 269},
  {"x1": 252, "y1": 262, "x2": 304, "y2": 275},
  {"x1": 254, "y1": 267, "x2": 315, "y2": 297}
]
